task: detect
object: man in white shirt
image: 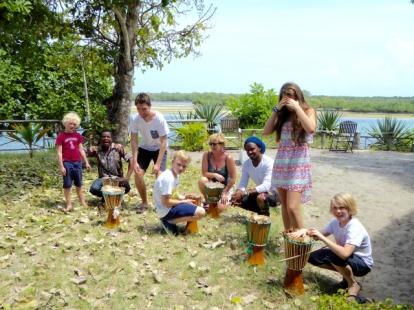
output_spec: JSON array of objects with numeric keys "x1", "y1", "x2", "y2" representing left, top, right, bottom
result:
[
  {"x1": 130, "y1": 93, "x2": 169, "y2": 213},
  {"x1": 231, "y1": 137, "x2": 279, "y2": 216}
]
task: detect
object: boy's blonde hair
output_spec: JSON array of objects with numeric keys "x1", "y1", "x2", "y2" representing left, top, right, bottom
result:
[
  {"x1": 330, "y1": 192, "x2": 357, "y2": 216},
  {"x1": 209, "y1": 133, "x2": 226, "y2": 146},
  {"x1": 62, "y1": 112, "x2": 81, "y2": 127},
  {"x1": 173, "y1": 150, "x2": 191, "y2": 164}
]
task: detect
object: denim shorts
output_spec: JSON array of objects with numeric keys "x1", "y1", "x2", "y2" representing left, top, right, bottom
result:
[
  {"x1": 62, "y1": 161, "x2": 82, "y2": 188},
  {"x1": 161, "y1": 203, "x2": 196, "y2": 222},
  {"x1": 308, "y1": 248, "x2": 371, "y2": 277}
]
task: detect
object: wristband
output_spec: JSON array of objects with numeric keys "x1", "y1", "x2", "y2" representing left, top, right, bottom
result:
[{"x1": 272, "y1": 106, "x2": 279, "y2": 113}]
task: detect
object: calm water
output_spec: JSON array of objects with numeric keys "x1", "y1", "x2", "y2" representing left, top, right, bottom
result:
[{"x1": 2, "y1": 101, "x2": 414, "y2": 151}]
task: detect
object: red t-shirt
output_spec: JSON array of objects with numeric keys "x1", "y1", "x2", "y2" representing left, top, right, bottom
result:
[{"x1": 56, "y1": 132, "x2": 84, "y2": 161}]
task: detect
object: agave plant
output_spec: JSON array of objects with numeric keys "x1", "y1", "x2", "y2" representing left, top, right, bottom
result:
[
  {"x1": 7, "y1": 123, "x2": 50, "y2": 158},
  {"x1": 368, "y1": 117, "x2": 410, "y2": 151},
  {"x1": 193, "y1": 101, "x2": 226, "y2": 131},
  {"x1": 317, "y1": 110, "x2": 343, "y2": 131}
]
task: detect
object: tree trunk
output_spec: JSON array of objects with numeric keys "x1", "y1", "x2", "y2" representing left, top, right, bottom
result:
[
  {"x1": 106, "y1": 5, "x2": 139, "y2": 145},
  {"x1": 107, "y1": 70, "x2": 133, "y2": 145}
]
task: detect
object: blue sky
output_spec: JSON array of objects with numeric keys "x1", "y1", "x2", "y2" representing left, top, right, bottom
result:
[{"x1": 134, "y1": 1, "x2": 414, "y2": 96}]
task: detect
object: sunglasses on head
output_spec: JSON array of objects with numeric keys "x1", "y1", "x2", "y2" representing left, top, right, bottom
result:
[{"x1": 209, "y1": 142, "x2": 223, "y2": 146}]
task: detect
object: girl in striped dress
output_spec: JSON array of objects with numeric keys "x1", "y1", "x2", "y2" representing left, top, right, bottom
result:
[{"x1": 263, "y1": 82, "x2": 316, "y2": 237}]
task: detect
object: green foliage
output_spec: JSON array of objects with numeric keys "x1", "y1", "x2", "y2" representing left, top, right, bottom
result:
[
  {"x1": 311, "y1": 293, "x2": 413, "y2": 310},
  {"x1": 368, "y1": 117, "x2": 413, "y2": 151},
  {"x1": 0, "y1": 150, "x2": 60, "y2": 197},
  {"x1": 0, "y1": 1, "x2": 112, "y2": 133},
  {"x1": 311, "y1": 96, "x2": 414, "y2": 113},
  {"x1": 7, "y1": 123, "x2": 50, "y2": 158},
  {"x1": 317, "y1": 110, "x2": 343, "y2": 131},
  {"x1": 175, "y1": 123, "x2": 208, "y2": 151},
  {"x1": 146, "y1": 92, "x2": 240, "y2": 104},
  {"x1": 193, "y1": 101, "x2": 226, "y2": 130},
  {"x1": 226, "y1": 83, "x2": 277, "y2": 128}
]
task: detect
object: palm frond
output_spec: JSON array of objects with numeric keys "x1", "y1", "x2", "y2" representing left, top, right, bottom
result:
[
  {"x1": 317, "y1": 110, "x2": 342, "y2": 131},
  {"x1": 193, "y1": 102, "x2": 226, "y2": 130},
  {"x1": 368, "y1": 117, "x2": 410, "y2": 150},
  {"x1": 7, "y1": 123, "x2": 50, "y2": 157}
]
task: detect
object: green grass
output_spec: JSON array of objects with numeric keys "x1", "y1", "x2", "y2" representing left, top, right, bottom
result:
[{"x1": 0, "y1": 151, "x2": 411, "y2": 309}]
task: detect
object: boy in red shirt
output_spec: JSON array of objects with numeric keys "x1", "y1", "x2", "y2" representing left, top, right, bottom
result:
[{"x1": 56, "y1": 112, "x2": 91, "y2": 212}]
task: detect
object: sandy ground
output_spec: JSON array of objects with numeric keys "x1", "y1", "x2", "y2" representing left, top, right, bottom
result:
[{"x1": 188, "y1": 148, "x2": 414, "y2": 305}]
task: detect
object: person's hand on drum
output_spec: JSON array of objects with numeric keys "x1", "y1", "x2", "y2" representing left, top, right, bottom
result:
[
  {"x1": 231, "y1": 189, "x2": 244, "y2": 205},
  {"x1": 212, "y1": 173, "x2": 225, "y2": 183},
  {"x1": 307, "y1": 228, "x2": 323, "y2": 240},
  {"x1": 182, "y1": 198, "x2": 196, "y2": 205},
  {"x1": 220, "y1": 191, "x2": 230, "y2": 205}
]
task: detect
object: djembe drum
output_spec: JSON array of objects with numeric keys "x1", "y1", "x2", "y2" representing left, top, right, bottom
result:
[
  {"x1": 204, "y1": 181, "x2": 225, "y2": 218},
  {"x1": 184, "y1": 193, "x2": 202, "y2": 233},
  {"x1": 102, "y1": 185, "x2": 125, "y2": 228},
  {"x1": 282, "y1": 233, "x2": 315, "y2": 295},
  {"x1": 245, "y1": 214, "x2": 271, "y2": 265}
]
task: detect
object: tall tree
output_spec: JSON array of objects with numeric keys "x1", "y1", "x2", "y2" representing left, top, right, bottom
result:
[
  {"x1": 0, "y1": 0, "x2": 112, "y2": 131},
  {"x1": 60, "y1": 0, "x2": 216, "y2": 143}
]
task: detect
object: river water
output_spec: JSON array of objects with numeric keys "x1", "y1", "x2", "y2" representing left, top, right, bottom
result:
[{"x1": 1, "y1": 101, "x2": 413, "y2": 151}]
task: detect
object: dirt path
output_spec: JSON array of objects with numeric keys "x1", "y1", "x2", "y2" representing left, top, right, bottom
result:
[{"x1": 188, "y1": 148, "x2": 414, "y2": 304}]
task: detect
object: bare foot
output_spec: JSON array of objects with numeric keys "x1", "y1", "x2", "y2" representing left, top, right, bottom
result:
[
  {"x1": 347, "y1": 282, "x2": 361, "y2": 302},
  {"x1": 136, "y1": 202, "x2": 150, "y2": 214},
  {"x1": 288, "y1": 228, "x2": 307, "y2": 238},
  {"x1": 62, "y1": 205, "x2": 73, "y2": 213}
]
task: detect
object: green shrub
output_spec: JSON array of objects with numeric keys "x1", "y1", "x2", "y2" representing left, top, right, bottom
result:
[
  {"x1": 7, "y1": 123, "x2": 50, "y2": 158},
  {"x1": 175, "y1": 123, "x2": 208, "y2": 151},
  {"x1": 193, "y1": 101, "x2": 226, "y2": 131},
  {"x1": 311, "y1": 293, "x2": 413, "y2": 310},
  {"x1": 317, "y1": 110, "x2": 343, "y2": 131},
  {"x1": 226, "y1": 83, "x2": 277, "y2": 128},
  {"x1": 368, "y1": 117, "x2": 412, "y2": 151}
]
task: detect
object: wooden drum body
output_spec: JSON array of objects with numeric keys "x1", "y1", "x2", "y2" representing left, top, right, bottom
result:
[
  {"x1": 245, "y1": 215, "x2": 271, "y2": 266},
  {"x1": 282, "y1": 234, "x2": 314, "y2": 295},
  {"x1": 184, "y1": 193, "x2": 202, "y2": 234},
  {"x1": 204, "y1": 181, "x2": 224, "y2": 204},
  {"x1": 204, "y1": 181, "x2": 224, "y2": 218},
  {"x1": 102, "y1": 185, "x2": 125, "y2": 228}
]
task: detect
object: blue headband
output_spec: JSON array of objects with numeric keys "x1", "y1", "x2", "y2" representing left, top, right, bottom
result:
[{"x1": 244, "y1": 136, "x2": 266, "y2": 154}]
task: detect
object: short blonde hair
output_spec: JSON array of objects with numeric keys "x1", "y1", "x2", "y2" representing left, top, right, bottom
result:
[
  {"x1": 209, "y1": 133, "x2": 226, "y2": 146},
  {"x1": 173, "y1": 150, "x2": 191, "y2": 164},
  {"x1": 62, "y1": 112, "x2": 81, "y2": 127},
  {"x1": 330, "y1": 193, "x2": 357, "y2": 216}
]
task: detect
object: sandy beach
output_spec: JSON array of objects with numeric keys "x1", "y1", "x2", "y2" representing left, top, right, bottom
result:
[{"x1": 190, "y1": 148, "x2": 414, "y2": 304}]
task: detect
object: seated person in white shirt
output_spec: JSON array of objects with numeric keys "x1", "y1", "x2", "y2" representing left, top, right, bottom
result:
[{"x1": 231, "y1": 136, "x2": 279, "y2": 216}]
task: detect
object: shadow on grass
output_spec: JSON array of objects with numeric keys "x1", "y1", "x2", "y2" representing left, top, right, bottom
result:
[
  {"x1": 136, "y1": 221, "x2": 165, "y2": 235},
  {"x1": 305, "y1": 270, "x2": 340, "y2": 294}
]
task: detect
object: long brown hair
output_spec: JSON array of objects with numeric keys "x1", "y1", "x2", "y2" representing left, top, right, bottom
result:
[{"x1": 274, "y1": 82, "x2": 311, "y2": 144}]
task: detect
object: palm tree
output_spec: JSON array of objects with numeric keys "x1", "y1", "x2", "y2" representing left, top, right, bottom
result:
[
  {"x1": 7, "y1": 123, "x2": 50, "y2": 158},
  {"x1": 368, "y1": 117, "x2": 411, "y2": 151}
]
